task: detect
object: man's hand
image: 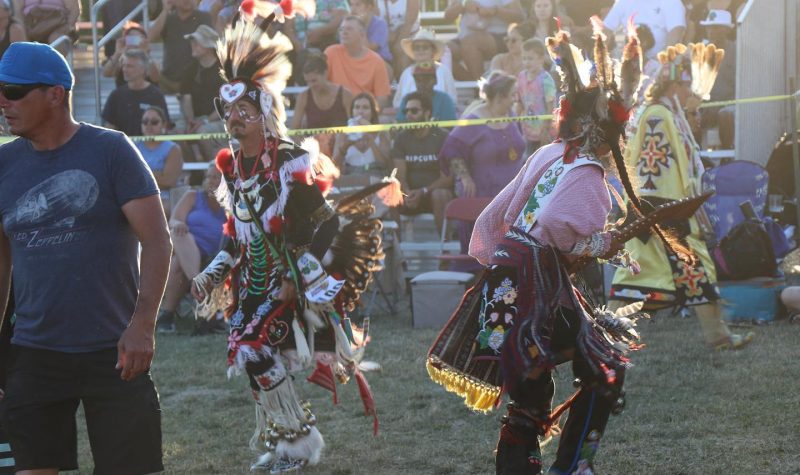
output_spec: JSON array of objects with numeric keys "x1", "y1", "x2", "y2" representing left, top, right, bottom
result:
[
  {"x1": 405, "y1": 189, "x2": 424, "y2": 209},
  {"x1": 116, "y1": 317, "x2": 156, "y2": 381},
  {"x1": 191, "y1": 275, "x2": 213, "y2": 301},
  {"x1": 186, "y1": 119, "x2": 201, "y2": 134},
  {"x1": 599, "y1": 229, "x2": 625, "y2": 260}
]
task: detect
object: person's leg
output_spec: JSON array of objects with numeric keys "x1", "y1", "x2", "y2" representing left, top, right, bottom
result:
[
  {"x1": 695, "y1": 302, "x2": 754, "y2": 350},
  {"x1": 544, "y1": 308, "x2": 625, "y2": 474},
  {"x1": 1, "y1": 347, "x2": 82, "y2": 474},
  {"x1": 447, "y1": 39, "x2": 470, "y2": 81},
  {"x1": 81, "y1": 348, "x2": 163, "y2": 475},
  {"x1": 496, "y1": 374, "x2": 553, "y2": 475},
  {"x1": 460, "y1": 31, "x2": 497, "y2": 80},
  {"x1": 718, "y1": 106, "x2": 735, "y2": 149},
  {"x1": 158, "y1": 250, "x2": 193, "y2": 332},
  {"x1": 391, "y1": 39, "x2": 412, "y2": 81},
  {"x1": 431, "y1": 188, "x2": 454, "y2": 236}
]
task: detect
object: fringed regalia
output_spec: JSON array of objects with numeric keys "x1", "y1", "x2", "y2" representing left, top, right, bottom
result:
[
  {"x1": 428, "y1": 17, "x2": 653, "y2": 474},
  {"x1": 191, "y1": 0, "x2": 397, "y2": 471}
]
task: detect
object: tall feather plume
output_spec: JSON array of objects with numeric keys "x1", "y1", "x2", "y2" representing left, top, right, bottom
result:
[
  {"x1": 690, "y1": 42, "x2": 724, "y2": 100},
  {"x1": 590, "y1": 15, "x2": 614, "y2": 89},
  {"x1": 546, "y1": 30, "x2": 586, "y2": 98},
  {"x1": 618, "y1": 15, "x2": 643, "y2": 108},
  {"x1": 217, "y1": 20, "x2": 293, "y2": 91}
]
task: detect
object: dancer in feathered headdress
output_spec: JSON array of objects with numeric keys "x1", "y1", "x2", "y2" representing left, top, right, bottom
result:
[
  {"x1": 608, "y1": 34, "x2": 755, "y2": 351},
  {"x1": 427, "y1": 17, "x2": 686, "y2": 474},
  {"x1": 188, "y1": 0, "x2": 388, "y2": 471}
]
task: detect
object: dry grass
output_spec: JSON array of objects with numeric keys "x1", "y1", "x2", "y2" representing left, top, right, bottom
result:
[{"x1": 65, "y1": 302, "x2": 800, "y2": 474}]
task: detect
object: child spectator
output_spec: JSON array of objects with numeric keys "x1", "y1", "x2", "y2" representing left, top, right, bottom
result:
[
  {"x1": 393, "y1": 29, "x2": 457, "y2": 110},
  {"x1": 515, "y1": 38, "x2": 555, "y2": 156}
]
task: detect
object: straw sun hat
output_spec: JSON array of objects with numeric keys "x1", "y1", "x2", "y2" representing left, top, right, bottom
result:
[{"x1": 400, "y1": 29, "x2": 446, "y2": 61}]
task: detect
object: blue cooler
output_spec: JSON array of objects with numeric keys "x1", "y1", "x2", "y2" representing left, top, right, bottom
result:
[{"x1": 718, "y1": 277, "x2": 786, "y2": 323}]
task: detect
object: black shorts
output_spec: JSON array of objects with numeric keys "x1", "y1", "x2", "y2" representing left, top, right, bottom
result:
[{"x1": 0, "y1": 346, "x2": 163, "y2": 474}]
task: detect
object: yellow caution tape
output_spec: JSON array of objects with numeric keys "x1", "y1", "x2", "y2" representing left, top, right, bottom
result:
[{"x1": 0, "y1": 93, "x2": 795, "y2": 144}]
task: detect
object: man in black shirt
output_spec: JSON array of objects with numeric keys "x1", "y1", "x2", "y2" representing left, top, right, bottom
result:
[
  {"x1": 391, "y1": 91, "x2": 453, "y2": 234},
  {"x1": 180, "y1": 25, "x2": 226, "y2": 161},
  {"x1": 148, "y1": 0, "x2": 212, "y2": 93},
  {"x1": 102, "y1": 49, "x2": 170, "y2": 137}
]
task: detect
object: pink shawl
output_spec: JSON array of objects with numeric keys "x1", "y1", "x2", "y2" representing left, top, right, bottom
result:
[{"x1": 469, "y1": 142, "x2": 612, "y2": 265}]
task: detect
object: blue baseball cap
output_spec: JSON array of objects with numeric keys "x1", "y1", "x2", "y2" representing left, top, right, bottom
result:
[{"x1": 0, "y1": 42, "x2": 74, "y2": 90}]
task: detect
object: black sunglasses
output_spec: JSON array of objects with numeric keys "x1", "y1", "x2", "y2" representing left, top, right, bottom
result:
[
  {"x1": 404, "y1": 107, "x2": 422, "y2": 115},
  {"x1": 0, "y1": 83, "x2": 50, "y2": 101},
  {"x1": 141, "y1": 118, "x2": 162, "y2": 126}
]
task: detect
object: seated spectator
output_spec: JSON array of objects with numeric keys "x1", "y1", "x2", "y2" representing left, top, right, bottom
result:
[
  {"x1": 102, "y1": 21, "x2": 161, "y2": 88},
  {"x1": 332, "y1": 92, "x2": 392, "y2": 176},
  {"x1": 325, "y1": 16, "x2": 393, "y2": 107},
  {"x1": 396, "y1": 62, "x2": 457, "y2": 122},
  {"x1": 392, "y1": 92, "x2": 454, "y2": 233},
  {"x1": 284, "y1": 0, "x2": 347, "y2": 84},
  {"x1": 136, "y1": 106, "x2": 184, "y2": 215},
  {"x1": 180, "y1": 24, "x2": 226, "y2": 161},
  {"x1": 514, "y1": 38, "x2": 556, "y2": 156},
  {"x1": 444, "y1": 0, "x2": 524, "y2": 80},
  {"x1": 393, "y1": 29, "x2": 457, "y2": 110},
  {"x1": 291, "y1": 53, "x2": 354, "y2": 157},
  {"x1": 698, "y1": 7, "x2": 736, "y2": 148},
  {"x1": 350, "y1": 0, "x2": 392, "y2": 67},
  {"x1": 157, "y1": 161, "x2": 227, "y2": 333},
  {"x1": 558, "y1": 0, "x2": 612, "y2": 50},
  {"x1": 0, "y1": 0, "x2": 25, "y2": 59},
  {"x1": 440, "y1": 71, "x2": 524, "y2": 269},
  {"x1": 20, "y1": 0, "x2": 79, "y2": 52},
  {"x1": 377, "y1": 0, "x2": 419, "y2": 78},
  {"x1": 148, "y1": 0, "x2": 212, "y2": 93},
  {"x1": 102, "y1": 49, "x2": 170, "y2": 137},
  {"x1": 488, "y1": 22, "x2": 534, "y2": 77},
  {"x1": 527, "y1": 0, "x2": 560, "y2": 39},
  {"x1": 604, "y1": 0, "x2": 686, "y2": 58}
]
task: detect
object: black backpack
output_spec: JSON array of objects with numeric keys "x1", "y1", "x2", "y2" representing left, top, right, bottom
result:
[{"x1": 712, "y1": 219, "x2": 778, "y2": 280}]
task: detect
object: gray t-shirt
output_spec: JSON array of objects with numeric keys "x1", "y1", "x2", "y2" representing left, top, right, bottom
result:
[{"x1": 0, "y1": 124, "x2": 159, "y2": 352}]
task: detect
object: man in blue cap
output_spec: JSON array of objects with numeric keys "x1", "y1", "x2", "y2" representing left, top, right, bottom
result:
[{"x1": 0, "y1": 42, "x2": 170, "y2": 474}]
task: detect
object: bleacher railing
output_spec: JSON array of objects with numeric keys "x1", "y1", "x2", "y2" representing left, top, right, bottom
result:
[
  {"x1": 90, "y1": 0, "x2": 150, "y2": 124},
  {"x1": 50, "y1": 34, "x2": 74, "y2": 66}
]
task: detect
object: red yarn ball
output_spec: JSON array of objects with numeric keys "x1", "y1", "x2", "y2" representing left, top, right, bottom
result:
[{"x1": 215, "y1": 148, "x2": 234, "y2": 176}]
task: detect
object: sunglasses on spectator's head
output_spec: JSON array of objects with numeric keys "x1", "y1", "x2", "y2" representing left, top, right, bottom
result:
[
  {"x1": 412, "y1": 42, "x2": 434, "y2": 51},
  {"x1": 404, "y1": 107, "x2": 422, "y2": 115},
  {"x1": 0, "y1": 83, "x2": 50, "y2": 101},
  {"x1": 141, "y1": 118, "x2": 162, "y2": 126}
]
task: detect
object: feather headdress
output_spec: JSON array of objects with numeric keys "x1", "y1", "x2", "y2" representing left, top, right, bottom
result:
[
  {"x1": 546, "y1": 16, "x2": 642, "y2": 157},
  {"x1": 651, "y1": 42, "x2": 724, "y2": 101},
  {"x1": 214, "y1": 0, "x2": 314, "y2": 138}
]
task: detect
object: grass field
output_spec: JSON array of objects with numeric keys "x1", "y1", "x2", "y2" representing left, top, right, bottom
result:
[{"x1": 66, "y1": 301, "x2": 800, "y2": 474}]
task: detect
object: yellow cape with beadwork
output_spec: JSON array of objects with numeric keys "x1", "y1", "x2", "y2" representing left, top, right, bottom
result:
[{"x1": 610, "y1": 103, "x2": 717, "y2": 309}]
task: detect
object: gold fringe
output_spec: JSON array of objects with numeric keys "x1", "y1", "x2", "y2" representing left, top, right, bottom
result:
[{"x1": 426, "y1": 356, "x2": 501, "y2": 413}]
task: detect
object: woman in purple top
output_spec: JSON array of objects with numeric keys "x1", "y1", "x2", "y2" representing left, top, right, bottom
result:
[
  {"x1": 440, "y1": 70, "x2": 525, "y2": 265},
  {"x1": 157, "y1": 162, "x2": 226, "y2": 332}
]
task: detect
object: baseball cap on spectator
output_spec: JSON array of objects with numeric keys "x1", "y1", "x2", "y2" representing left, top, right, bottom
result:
[
  {"x1": 401, "y1": 29, "x2": 445, "y2": 61},
  {"x1": 699, "y1": 9, "x2": 734, "y2": 28},
  {"x1": 184, "y1": 25, "x2": 220, "y2": 49},
  {"x1": 0, "y1": 42, "x2": 74, "y2": 90},
  {"x1": 413, "y1": 62, "x2": 437, "y2": 77},
  {"x1": 123, "y1": 21, "x2": 147, "y2": 36}
]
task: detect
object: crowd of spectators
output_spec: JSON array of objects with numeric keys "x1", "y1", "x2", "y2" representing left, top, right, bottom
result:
[{"x1": 0, "y1": 0, "x2": 750, "y2": 326}]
